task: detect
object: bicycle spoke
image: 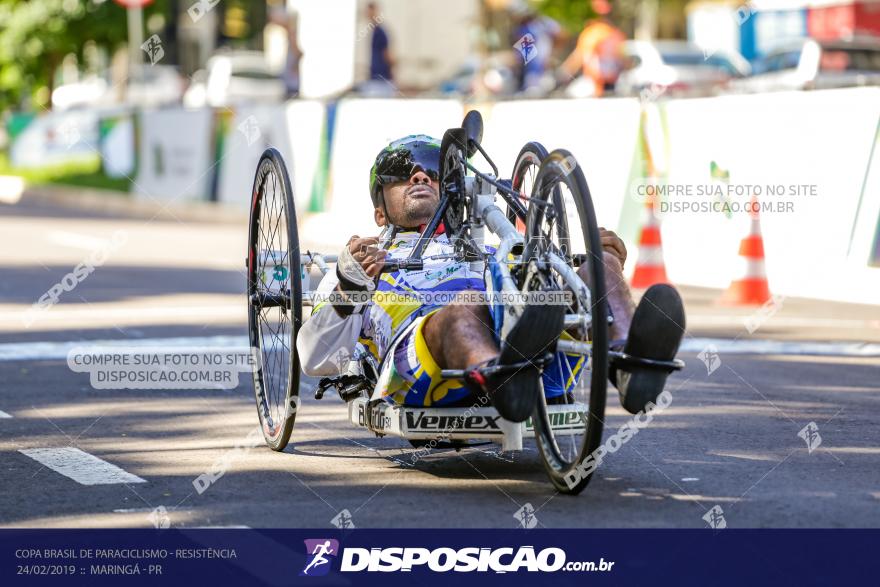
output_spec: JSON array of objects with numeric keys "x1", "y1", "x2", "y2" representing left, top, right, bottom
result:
[
  {"x1": 247, "y1": 152, "x2": 300, "y2": 451},
  {"x1": 252, "y1": 165, "x2": 294, "y2": 438},
  {"x1": 524, "y1": 153, "x2": 608, "y2": 491}
]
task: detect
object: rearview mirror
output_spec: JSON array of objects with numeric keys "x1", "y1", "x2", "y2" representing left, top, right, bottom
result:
[{"x1": 461, "y1": 110, "x2": 483, "y2": 158}]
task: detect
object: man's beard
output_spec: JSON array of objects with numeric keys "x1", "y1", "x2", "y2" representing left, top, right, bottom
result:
[{"x1": 396, "y1": 186, "x2": 438, "y2": 227}]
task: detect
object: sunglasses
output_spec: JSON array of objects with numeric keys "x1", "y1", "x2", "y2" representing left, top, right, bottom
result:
[
  {"x1": 376, "y1": 145, "x2": 441, "y2": 185},
  {"x1": 377, "y1": 167, "x2": 440, "y2": 186}
]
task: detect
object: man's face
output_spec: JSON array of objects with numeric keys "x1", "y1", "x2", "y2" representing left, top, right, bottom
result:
[{"x1": 375, "y1": 169, "x2": 439, "y2": 229}]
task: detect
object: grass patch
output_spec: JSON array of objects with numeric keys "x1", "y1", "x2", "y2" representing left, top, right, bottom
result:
[{"x1": 0, "y1": 152, "x2": 132, "y2": 193}]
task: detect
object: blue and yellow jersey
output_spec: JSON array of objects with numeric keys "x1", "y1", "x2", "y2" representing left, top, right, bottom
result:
[
  {"x1": 359, "y1": 231, "x2": 485, "y2": 361},
  {"x1": 305, "y1": 230, "x2": 585, "y2": 406}
]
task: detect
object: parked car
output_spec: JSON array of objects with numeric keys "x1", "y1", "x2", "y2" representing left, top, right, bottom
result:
[
  {"x1": 183, "y1": 51, "x2": 286, "y2": 108},
  {"x1": 434, "y1": 56, "x2": 519, "y2": 98},
  {"x1": 615, "y1": 40, "x2": 751, "y2": 97},
  {"x1": 127, "y1": 65, "x2": 185, "y2": 107},
  {"x1": 732, "y1": 38, "x2": 880, "y2": 93},
  {"x1": 51, "y1": 66, "x2": 184, "y2": 110},
  {"x1": 51, "y1": 76, "x2": 112, "y2": 110}
]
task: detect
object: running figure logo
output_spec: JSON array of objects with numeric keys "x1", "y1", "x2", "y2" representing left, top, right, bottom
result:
[
  {"x1": 702, "y1": 505, "x2": 727, "y2": 530},
  {"x1": 798, "y1": 421, "x2": 822, "y2": 453},
  {"x1": 514, "y1": 33, "x2": 538, "y2": 65},
  {"x1": 514, "y1": 503, "x2": 539, "y2": 529},
  {"x1": 300, "y1": 539, "x2": 339, "y2": 577}
]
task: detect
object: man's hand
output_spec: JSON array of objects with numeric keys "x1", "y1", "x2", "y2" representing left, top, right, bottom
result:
[
  {"x1": 330, "y1": 236, "x2": 386, "y2": 317},
  {"x1": 346, "y1": 236, "x2": 387, "y2": 277},
  {"x1": 598, "y1": 227, "x2": 627, "y2": 269}
]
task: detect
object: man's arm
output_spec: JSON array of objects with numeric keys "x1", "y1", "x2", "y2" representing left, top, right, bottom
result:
[
  {"x1": 297, "y1": 271, "x2": 360, "y2": 376},
  {"x1": 558, "y1": 29, "x2": 586, "y2": 80},
  {"x1": 599, "y1": 227, "x2": 627, "y2": 269},
  {"x1": 295, "y1": 236, "x2": 385, "y2": 376},
  {"x1": 378, "y1": 27, "x2": 394, "y2": 77},
  {"x1": 330, "y1": 236, "x2": 385, "y2": 316}
]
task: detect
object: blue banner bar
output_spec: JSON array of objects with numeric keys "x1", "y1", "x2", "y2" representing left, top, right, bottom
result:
[{"x1": 2, "y1": 529, "x2": 874, "y2": 586}]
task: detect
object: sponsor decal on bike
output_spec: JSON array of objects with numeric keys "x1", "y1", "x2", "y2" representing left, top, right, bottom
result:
[
  {"x1": 405, "y1": 412, "x2": 502, "y2": 433},
  {"x1": 369, "y1": 407, "x2": 393, "y2": 431},
  {"x1": 524, "y1": 410, "x2": 587, "y2": 432}
]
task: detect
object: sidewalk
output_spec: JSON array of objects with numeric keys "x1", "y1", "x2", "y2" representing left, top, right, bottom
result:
[{"x1": 15, "y1": 184, "x2": 247, "y2": 224}]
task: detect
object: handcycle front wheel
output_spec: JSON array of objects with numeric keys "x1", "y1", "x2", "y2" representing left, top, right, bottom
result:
[
  {"x1": 246, "y1": 148, "x2": 302, "y2": 451},
  {"x1": 523, "y1": 149, "x2": 608, "y2": 495},
  {"x1": 507, "y1": 141, "x2": 548, "y2": 229}
]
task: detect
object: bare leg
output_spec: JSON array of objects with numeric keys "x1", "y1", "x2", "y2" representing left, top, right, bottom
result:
[
  {"x1": 581, "y1": 251, "x2": 685, "y2": 415},
  {"x1": 425, "y1": 251, "x2": 635, "y2": 368},
  {"x1": 422, "y1": 298, "x2": 498, "y2": 370},
  {"x1": 423, "y1": 290, "x2": 566, "y2": 422},
  {"x1": 578, "y1": 251, "x2": 636, "y2": 342}
]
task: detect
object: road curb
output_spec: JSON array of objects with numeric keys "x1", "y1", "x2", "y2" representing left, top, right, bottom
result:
[{"x1": 21, "y1": 184, "x2": 247, "y2": 224}]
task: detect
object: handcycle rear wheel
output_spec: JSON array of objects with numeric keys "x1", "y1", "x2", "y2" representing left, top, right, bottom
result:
[
  {"x1": 246, "y1": 148, "x2": 302, "y2": 451},
  {"x1": 507, "y1": 141, "x2": 548, "y2": 228},
  {"x1": 523, "y1": 149, "x2": 608, "y2": 494}
]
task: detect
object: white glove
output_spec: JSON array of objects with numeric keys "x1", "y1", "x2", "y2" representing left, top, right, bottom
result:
[{"x1": 336, "y1": 243, "x2": 376, "y2": 292}]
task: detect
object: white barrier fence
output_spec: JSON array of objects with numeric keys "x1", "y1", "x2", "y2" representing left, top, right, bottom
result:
[
  {"x1": 10, "y1": 109, "x2": 102, "y2": 169},
  {"x1": 302, "y1": 92, "x2": 879, "y2": 305},
  {"x1": 657, "y1": 88, "x2": 880, "y2": 304},
  {"x1": 214, "y1": 100, "x2": 325, "y2": 212},
  {"x1": 300, "y1": 98, "x2": 466, "y2": 245},
  {"x1": 480, "y1": 97, "x2": 641, "y2": 227},
  {"x1": 9, "y1": 89, "x2": 879, "y2": 304},
  {"x1": 135, "y1": 108, "x2": 214, "y2": 203}
]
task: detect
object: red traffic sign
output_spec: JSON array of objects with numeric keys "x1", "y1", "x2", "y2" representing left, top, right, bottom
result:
[{"x1": 113, "y1": 0, "x2": 154, "y2": 7}]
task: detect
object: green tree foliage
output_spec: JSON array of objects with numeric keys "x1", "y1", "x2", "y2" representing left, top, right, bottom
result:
[
  {"x1": 0, "y1": 0, "x2": 168, "y2": 113},
  {"x1": 533, "y1": 0, "x2": 689, "y2": 38},
  {"x1": 533, "y1": 0, "x2": 599, "y2": 35}
]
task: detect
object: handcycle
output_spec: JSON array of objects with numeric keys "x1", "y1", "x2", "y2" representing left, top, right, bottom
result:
[{"x1": 245, "y1": 111, "x2": 682, "y2": 494}]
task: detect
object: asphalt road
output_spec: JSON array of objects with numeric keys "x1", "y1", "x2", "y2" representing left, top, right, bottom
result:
[{"x1": 1, "y1": 197, "x2": 878, "y2": 529}]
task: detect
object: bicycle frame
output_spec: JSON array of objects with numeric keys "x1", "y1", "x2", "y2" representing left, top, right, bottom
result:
[
  {"x1": 295, "y1": 144, "x2": 596, "y2": 360},
  {"x1": 462, "y1": 172, "x2": 596, "y2": 357},
  {"x1": 288, "y1": 168, "x2": 596, "y2": 452},
  {"x1": 247, "y1": 130, "x2": 683, "y2": 490}
]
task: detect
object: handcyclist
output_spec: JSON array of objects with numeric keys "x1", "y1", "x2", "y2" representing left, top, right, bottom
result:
[{"x1": 297, "y1": 135, "x2": 685, "y2": 423}]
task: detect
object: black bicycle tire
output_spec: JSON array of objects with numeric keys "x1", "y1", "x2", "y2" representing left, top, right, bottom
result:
[
  {"x1": 508, "y1": 141, "x2": 549, "y2": 227},
  {"x1": 525, "y1": 149, "x2": 608, "y2": 495},
  {"x1": 246, "y1": 148, "x2": 302, "y2": 451}
]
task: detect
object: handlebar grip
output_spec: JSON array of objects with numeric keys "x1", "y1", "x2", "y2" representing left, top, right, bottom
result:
[{"x1": 382, "y1": 259, "x2": 424, "y2": 272}]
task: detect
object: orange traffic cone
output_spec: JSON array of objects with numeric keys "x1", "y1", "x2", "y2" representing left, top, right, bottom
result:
[
  {"x1": 720, "y1": 195, "x2": 771, "y2": 305},
  {"x1": 630, "y1": 105, "x2": 670, "y2": 289},
  {"x1": 630, "y1": 194, "x2": 669, "y2": 288}
]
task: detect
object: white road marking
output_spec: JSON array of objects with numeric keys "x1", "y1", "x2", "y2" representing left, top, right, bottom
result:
[
  {"x1": 0, "y1": 334, "x2": 878, "y2": 364},
  {"x1": 46, "y1": 231, "x2": 115, "y2": 251},
  {"x1": 681, "y1": 337, "x2": 880, "y2": 357},
  {"x1": 19, "y1": 447, "x2": 146, "y2": 485},
  {"x1": 0, "y1": 175, "x2": 25, "y2": 204},
  {"x1": 0, "y1": 410, "x2": 12, "y2": 418},
  {"x1": 681, "y1": 477, "x2": 699, "y2": 482},
  {"x1": 687, "y1": 315, "x2": 880, "y2": 330},
  {"x1": 113, "y1": 507, "x2": 172, "y2": 513},
  {"x1": 0, "y1": 305, "x2": 243, "y2": 330},
  {"x1": 0, "y1": 335, "x2": 249, "y2": 362}
]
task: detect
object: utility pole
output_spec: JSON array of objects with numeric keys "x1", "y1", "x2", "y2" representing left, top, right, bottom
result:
[
  {"x1": 113, "y1": 0, "x2": 154, "y2": 104},
  {"x1": 635, "y1": 0, "x2": 658, "y2": 41}
]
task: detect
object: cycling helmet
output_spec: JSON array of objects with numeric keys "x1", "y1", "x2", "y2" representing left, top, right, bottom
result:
[{"x1": 369, "y1": 135, "x2": 441, "y2": 207}]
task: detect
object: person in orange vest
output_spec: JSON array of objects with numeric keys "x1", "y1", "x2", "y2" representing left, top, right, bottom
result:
[{"x1": 558, "y1": 0, "x2": 626, "y2": 97}]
